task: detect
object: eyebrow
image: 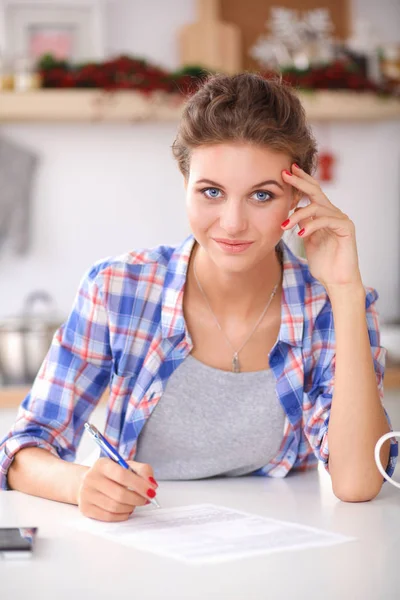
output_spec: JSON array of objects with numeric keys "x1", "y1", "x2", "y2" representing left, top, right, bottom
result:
[{"x1": 195, "y1": 178, "x2": 284, "y2": 192}]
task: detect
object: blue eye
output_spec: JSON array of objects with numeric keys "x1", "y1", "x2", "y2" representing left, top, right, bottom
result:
[
  {"x1": 200, "y1": 187, "x2": 275, "y2": 203},
  {"x1": 202, "y1": 187, "x2": 222, "y2": 199},
  {"x1": 252, "y1": 191, "x2": 274, "y2": 203}
]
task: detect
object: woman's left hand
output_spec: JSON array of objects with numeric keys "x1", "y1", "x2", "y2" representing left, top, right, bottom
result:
[{"x1": 281, "y1": 163, "x2": 362, "y2": 290}]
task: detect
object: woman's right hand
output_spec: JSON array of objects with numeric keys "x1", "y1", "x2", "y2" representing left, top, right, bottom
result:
[{"x1": 77, "y1": 457, "x2": 158, "y2": 522}]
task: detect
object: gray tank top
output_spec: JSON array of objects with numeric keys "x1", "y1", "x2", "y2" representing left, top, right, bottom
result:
[{"x1": 135, "y1": 354, "x2": 285, "y2": 479}]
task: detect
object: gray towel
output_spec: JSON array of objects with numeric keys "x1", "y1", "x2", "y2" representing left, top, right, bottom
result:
[{"x1": 0, "y1": 135, "x2": 38, "y2": 255}]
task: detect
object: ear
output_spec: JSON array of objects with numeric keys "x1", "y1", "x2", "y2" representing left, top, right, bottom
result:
[{"x1": 290, "y1": 190, "x2": 304, "y2": 211}]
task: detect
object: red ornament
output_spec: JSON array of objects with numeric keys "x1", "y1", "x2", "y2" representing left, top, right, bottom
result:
[{"x1": 318, "y1": 151, "x2": 336, "y2": 182}]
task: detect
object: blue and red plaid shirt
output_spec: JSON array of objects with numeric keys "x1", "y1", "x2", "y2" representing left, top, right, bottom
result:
[{"x1": 0, "y1": 235, "x2": 397, "y2": 489}]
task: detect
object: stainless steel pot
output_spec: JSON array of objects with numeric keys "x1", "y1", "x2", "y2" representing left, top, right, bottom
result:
[{"x1": 0, "y1": 291, "x2": 63, "y2": 385}]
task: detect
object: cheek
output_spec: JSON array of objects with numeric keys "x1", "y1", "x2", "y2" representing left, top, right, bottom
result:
[
  {"x1": 186, "y1": 196, "x2": 217, "y2": 230},
  {"x1": 253, "y1": 202, "x2": 290, "y2": 230}
]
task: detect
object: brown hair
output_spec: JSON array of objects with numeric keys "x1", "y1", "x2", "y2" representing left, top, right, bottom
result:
[{"x1": 172, "y1": 72, "x2": 318, "y2": 178}]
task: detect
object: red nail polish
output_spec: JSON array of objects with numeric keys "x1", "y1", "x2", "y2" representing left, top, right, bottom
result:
[
  {"x1": 293, "y1": 163, "x2": 300, "y2": 169},
  {"x1": 281, "y1": 219, "x2": 290, "y2": 228},
  {"x1": 147, "y1": 488, "x2": 156, "y2": 499},
  {"x1": 283, "y1": 170, "x2": 292, "y2": 176},
  {"x1": 298, "y1": 228, "x2": 305, "y2": 236},
  {"x1": 148, "y1": 476, "x2": 158, "y2": 488}
]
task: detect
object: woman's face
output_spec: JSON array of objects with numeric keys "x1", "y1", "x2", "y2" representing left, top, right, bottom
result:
[{"x1": 185, "y1": 142, "x2": 300, "y2": 273}]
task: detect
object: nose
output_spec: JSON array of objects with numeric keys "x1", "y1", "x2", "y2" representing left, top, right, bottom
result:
[{"x1": 219, "y1": 198, "x2": 247, "y2": 235}]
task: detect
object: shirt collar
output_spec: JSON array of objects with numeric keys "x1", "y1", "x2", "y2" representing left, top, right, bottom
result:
[
  {"x1": 278, "y1": 240, "x2": 307, "y2": 347},
  {"x1": 161, "y1": 234, "x2": 195, "y2": 340},
  {"x1": 161, "y1": 234, "x2": 308, "y2": 347}
]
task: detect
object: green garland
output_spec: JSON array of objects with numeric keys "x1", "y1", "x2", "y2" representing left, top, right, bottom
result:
[{"x1": 36, "y1": 53, "x2": 398, "y2": 97}]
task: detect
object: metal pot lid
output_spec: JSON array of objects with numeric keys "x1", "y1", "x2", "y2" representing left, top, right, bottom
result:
[{"x1": 0, "y1": 290, "x2": 63, "y2": 332}]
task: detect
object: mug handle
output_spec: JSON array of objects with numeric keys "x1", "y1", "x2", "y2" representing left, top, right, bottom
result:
[{"x1": 374, "y1": 432, "x2": 400, "y2": 489}]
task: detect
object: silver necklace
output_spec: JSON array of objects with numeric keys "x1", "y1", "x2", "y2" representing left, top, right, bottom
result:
[{"x1": 193, "y1": 259, "x2": 280, "y2": 373}]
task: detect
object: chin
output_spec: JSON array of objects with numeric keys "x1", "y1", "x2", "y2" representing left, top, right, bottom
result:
[{"x1": 207, "y1": 243, "x2": 260, "y2": 273}]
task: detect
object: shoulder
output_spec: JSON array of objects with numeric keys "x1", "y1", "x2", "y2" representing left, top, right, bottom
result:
[
  {"x1": 280, "y1": 240, "x2": 379, "y2": 317},
  {"x1": 88, "y1": 244, "x2": 174, "y2": 280},
  {"x1": 86, "y1": 239, "x2": 184, "y2": 283},
  {"x1": 83, "y1": 236, "x2": 194, "y2": 296},
  {"x1": 280, "y1": 241, "x2": 380, "y2": 352},
  {"x1": 280, "y1": 240, "x2": 328, "y2": 316}
]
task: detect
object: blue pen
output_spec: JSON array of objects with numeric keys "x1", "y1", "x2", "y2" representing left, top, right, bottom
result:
[{"x1": 84, "y1": 422, "x2": 161, "y2": 508}]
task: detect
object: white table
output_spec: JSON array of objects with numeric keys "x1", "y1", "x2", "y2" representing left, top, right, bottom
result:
[{"x1": 1, "y1": 468, "x2": 399, "y2": 600}]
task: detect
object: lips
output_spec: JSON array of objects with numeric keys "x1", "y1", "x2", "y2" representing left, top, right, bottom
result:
[
  {"x1": 213, "y1": 238, "x2": 253, "y2": 245},
  {"x1": 213, "y1": 238, "x2": 254, "y2": 254}
]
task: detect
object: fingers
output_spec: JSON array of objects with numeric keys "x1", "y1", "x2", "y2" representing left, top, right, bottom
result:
[
  {"x1": 78, "y1": 485, "x2": 136, "y2": 522},
  {"x1": 291, "y1": 163, "x2": 316, "y2": 184},
  {"x1": 78, "y1": 457, "x2": 158, "y2": 522},
  {"x1": 101, "y1": 458, "x2": 158, "y2": 498},
  {"x1": 297, "y1": 216, "x2": 354, "y2": 239},
  {"x1": 127, "y1": 460, "x2": 158, "y2": 487},
  {"x1": 82, "y1": 502, "x2": 134, "y2": 523},
  {"x1": 281, "y1": 203, "x2": 336, "y2": 233},
  {"x1": 282, "y1": 164, "x2": 331, "y2": 206},
  {"x1": 88, "y1": 488, "x2": 145, "y2": 514},
  {"x1": 94, "y1": 475, "x2": 150, "y2": 507}
]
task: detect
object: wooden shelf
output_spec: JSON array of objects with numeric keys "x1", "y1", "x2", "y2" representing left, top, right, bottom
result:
[
  {"x1": 2, "y1": 366, "x2": 400, "y2": 408},
  {"x1": 0, "y1": 90, "x2": 183, "y2": 122},
  {"x1": 298, "y1": 90, "x2": 400, "y2": 121},
  {"x1": 0, "y1": 90, "x2": 399, "y2": 122}
]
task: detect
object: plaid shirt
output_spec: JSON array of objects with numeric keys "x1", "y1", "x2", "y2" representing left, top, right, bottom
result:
[{"x1": 0, "y1": 235, "x2": 397, "y2": 489}]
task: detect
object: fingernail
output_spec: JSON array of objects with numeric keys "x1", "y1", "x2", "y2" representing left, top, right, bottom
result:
[
  {"x1": 283, "y1": 170, "x2": 292, "y2": 176},
  {"x1": 145, "y1": 499, "x2": 151, "y2": 505},
  {"x1": 147, "y1": 488, "x2": 156, "y2": 499},
  {"x1": 281, "y1": 219, "x2": 290, "y2": 228},
  {"x1": 148, "y1": 476, "x2": 158, "y2": 488},
  {"x1": 293, "y1": 163, "x2": 300, "y2": 169},
  {"x1": 298, "y1": 228, "x2": 305, "y2": 236}
]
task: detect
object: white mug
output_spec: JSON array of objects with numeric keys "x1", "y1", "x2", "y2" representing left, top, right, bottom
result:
[{"x1": 374, "y1": 432, "x2": 400, "y2": 489}]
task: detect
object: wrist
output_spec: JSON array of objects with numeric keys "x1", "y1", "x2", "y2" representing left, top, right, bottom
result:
[
  {"x1": 68, "y1": 463, "x2": 89, "y2": 505},
  {"x1": 325, "y1": 283, "x2": 366, "y2": 316},
  {"x1": 325, "y1": 281, "x2": 365, "y2": 302}
]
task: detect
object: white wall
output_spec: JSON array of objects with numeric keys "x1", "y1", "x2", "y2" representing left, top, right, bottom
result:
[
  {"x1": 311, "y1": 120, "x2": 400, "y2": 322},
  {"x1": 1, "y1": 0, "x2": 400, "y2": 323},
  {"x1": 105, "y1": 0, "x2": 196, "y2": 70},
  {"x1": 351, "y1": 0, "x2": 400, "y2": 45},
  {"x1": 0, "y1": 122, "x2": 190, "y2": 315}
]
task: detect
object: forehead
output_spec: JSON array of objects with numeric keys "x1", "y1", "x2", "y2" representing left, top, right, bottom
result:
[{"x1": 188, "y1": 143, "x2": 290, "y2": 181}]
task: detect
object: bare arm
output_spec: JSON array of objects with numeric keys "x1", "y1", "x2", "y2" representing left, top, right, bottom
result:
[
  {"x1": 7, "y1": 447, "x2": 158, "y2": 522},
  {"x1": 327, "y1": 284, "x2": 391, "y2": 502},
  {"x1": 7, "y1": 447, "x2": 88, "y2": 505}
]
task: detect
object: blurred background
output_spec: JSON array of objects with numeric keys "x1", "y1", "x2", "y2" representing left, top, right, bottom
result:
[{"x1": 0, "y1": 0, "x2": 400, "y2": 449}]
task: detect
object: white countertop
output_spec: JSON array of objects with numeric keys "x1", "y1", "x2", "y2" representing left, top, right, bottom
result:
[{"x1": 1, "y1": 468, "x2": 399, "y2": 600}]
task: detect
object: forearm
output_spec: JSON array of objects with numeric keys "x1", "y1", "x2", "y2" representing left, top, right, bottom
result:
[
  {"x1": 7, "y1": 447, "x2": 88, "y2": 505},
  {"x1": 326, "y1": 283, "x2": 391, "y2": 502}
]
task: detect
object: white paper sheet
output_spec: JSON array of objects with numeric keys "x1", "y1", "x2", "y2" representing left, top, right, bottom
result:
[{"x1": 70, "y1": 503, "x2": 354, "y2": 564}]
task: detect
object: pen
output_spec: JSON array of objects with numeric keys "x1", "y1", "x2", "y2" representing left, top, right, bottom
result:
[{"x1": 84, "y1": 422, "x2": 161, "y2": 508}]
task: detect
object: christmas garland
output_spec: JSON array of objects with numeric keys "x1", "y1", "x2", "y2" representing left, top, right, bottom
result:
[
  {"x1": 37, "y1": 54, "x2": 398, "y2": 97},
  {"x1": 37, "y1": 54, "x2": 207, "y2": 96},
  {"x1": 279, "y1": 61, "x2": 395, "y2": 95}
]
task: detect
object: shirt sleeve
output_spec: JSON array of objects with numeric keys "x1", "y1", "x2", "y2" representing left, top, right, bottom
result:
[
  {"x1": 0, "y1": 263, "x2": 113, "y2": 490},
  {"x1": 303, "y1": 286, "x2": 398, "y2": 478}
]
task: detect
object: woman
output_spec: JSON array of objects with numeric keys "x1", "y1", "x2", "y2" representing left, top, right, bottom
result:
[{"x1": 0, "y1": 73, "x2": 397, "y2": 522}]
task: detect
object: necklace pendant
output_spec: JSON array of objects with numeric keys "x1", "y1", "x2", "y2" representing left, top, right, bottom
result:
[{"x1": 232, "y1": 353, "x2": 240, "y2": 373}]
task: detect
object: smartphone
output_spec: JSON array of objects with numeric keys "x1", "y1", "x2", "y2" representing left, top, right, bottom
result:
[{"x1": 0, "y1": 527, "x2": 38, "y2": 559}]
